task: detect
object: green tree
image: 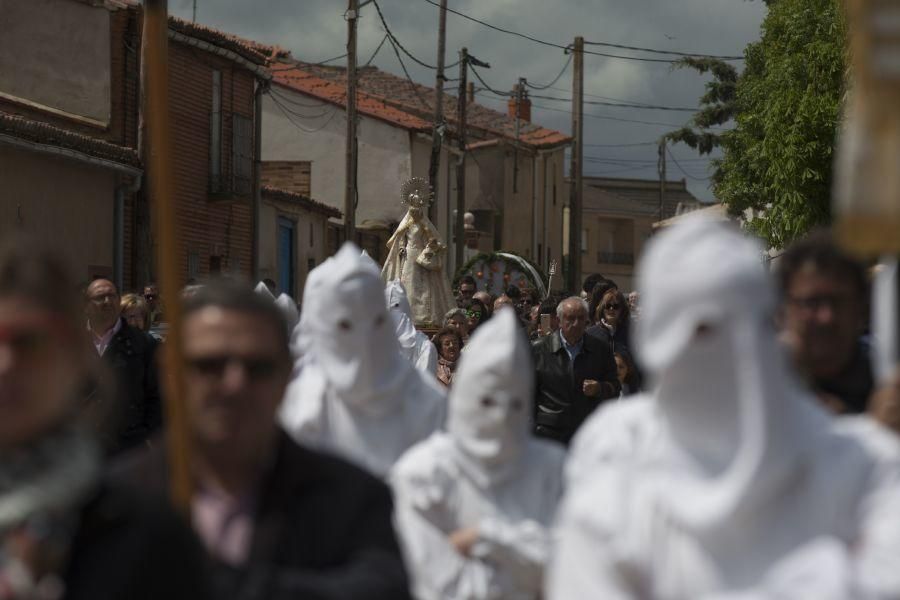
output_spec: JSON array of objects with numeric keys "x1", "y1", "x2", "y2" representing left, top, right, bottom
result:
[{"x1": 670, "y1": 0, "x2": 847, "y2": 249}]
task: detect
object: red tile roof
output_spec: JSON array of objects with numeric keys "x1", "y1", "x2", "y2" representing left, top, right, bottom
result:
[
  {"x1": 270, "y1": 65, "x2": 433, "y2": 132},
  {"x1": 294, "y1": 62, "x2": 571, "y2": 150},
  {"x1": 0, "y1": 111, "x2": 140, "y2": 168},
  {"x1": 262, "y1": 185, "x2": 342, "y2": 219},
  {"x1": 167, "y1": 17, "x2": 275, "y2": 65}
]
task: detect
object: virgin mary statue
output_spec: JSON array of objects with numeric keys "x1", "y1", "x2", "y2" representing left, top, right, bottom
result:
[{"x1": 382, "y1": 178, "x2": 455, "y2": 326}]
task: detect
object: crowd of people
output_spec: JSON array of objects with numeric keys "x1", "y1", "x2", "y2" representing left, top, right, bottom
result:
[{"x1": 2, "y1": 216, "x2": 900, "y2": 598}]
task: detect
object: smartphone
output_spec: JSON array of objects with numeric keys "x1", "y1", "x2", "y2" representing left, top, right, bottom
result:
[{"x1": 540, "y1": 313, "x2": 552, "y2": 334}]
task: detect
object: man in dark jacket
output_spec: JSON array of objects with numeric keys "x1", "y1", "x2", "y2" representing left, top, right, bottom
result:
[
  {"x1": 85, "y1": 278, "x2": 161, "y2": 452},
  {"x1": 532, "y1": 296, "x2": 620, "y2": 445},
  {"x1": 777, "y1": 232, "x2": 873, "y2": 414},
  {"x1": 117, "y1": 281, "x2": 411, "y2": 600}
]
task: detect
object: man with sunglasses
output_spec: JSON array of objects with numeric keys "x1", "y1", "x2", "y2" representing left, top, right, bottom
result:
[{"x1": 120, "y1": 281, "x2": 411, "y2": 599}]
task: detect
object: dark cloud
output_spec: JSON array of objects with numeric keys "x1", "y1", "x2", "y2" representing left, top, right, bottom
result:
[{"x1": 174, "y1": 0, "x2": 766, "y2": 201}]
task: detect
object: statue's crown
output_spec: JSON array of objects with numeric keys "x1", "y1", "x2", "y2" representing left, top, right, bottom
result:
[{"x1": 400, "y1": 177, "x2": 433, "y2": 209}]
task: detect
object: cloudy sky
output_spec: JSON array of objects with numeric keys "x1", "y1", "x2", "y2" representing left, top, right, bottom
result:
[{"x1": 172, "y1": 0, "x2": 767, "y2": 202}]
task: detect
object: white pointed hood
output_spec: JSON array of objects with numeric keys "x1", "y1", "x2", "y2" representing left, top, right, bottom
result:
[
  {"x1": 254, "y1": 281, "x2": 275, "y2": 300},
  {"x1": 298, "y1": 242, "x2": 409, "y2": 415},
  {"x1": 635, "y1": 216, "x2": 825, "y2": 531},
  {"x1": 448, "y1": 308, "x2": 534, "y2": 485},
  {"x1": 275, "y1": 293, "x2": 300, "y2": 333}
]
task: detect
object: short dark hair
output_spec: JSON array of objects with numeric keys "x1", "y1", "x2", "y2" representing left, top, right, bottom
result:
[
  {"x1": 458, "y1": 275, "x2": 477, "y2": 289},
  {"x1": 0, "y1": 234, "x2": 80, "y2": 327},
  {"x1": 461, "y1": 298, "x2": 487, "y2": 322},
  {"x1": 777, "y1": 230, "x2": 867, "y2": 299},
  {"x1": 505, "y1": 285, "x2": 522, "y2": 300},
  {"x1": 582, "y1": 273, "x2": 606, "y2": 295},
  {"x1": 182, "y1": 280, "x2": 290, "y2": 359},
  {"x1": 538, "y1": 298, "x2": 559, "y2": 316}
]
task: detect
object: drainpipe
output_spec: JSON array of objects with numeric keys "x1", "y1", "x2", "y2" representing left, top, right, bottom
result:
[
  {"x1": 252, "y1": 81, "x2": 266, "y2": 280},
  {"x1": 114, "y1": 173, "x2": 143, "y2": 291}
]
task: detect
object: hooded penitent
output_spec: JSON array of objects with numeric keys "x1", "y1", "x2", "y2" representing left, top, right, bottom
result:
[
  {"x1": 385, "y1": 280, "x2": 438, "y2": 375},
  {"x1": 274, "y1": 293, "x2": 300, "y2": 334},
  {"x1": 549, "y1": 217, "x2": 900, "y2": 599},
  {"x1": 391, "y1": 309, "x2": 565, "y2": 600},
  {"x1": 279, "y1": 243, "x2": 446, "y2": 478}
]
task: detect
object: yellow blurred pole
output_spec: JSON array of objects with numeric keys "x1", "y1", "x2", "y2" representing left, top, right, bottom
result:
[
  {"x1": 835, "y1": 0, "x2": 900, "y2": 257},
  {"x1": 144, "y1": 0, "x2": 192, "y2": 514}
]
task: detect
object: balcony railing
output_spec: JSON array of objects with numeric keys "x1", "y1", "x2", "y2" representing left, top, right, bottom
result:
[{"x1": 597, "y1": 251, "x2": 634, "y2": 265}]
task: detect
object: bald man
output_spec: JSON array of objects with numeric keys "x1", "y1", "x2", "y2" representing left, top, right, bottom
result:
[
  {"x1": 85, "y1": 279, "x2": 161, "y2": 452},
  {"x1": 531, "y1": 296, "x2": 619, "y2": 445}
]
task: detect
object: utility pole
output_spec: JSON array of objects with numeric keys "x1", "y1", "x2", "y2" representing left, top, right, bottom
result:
[
  {"x1": 344, "y1": 0, "x2": 359, "y2": 244},
  {"x1": 428, "y1": 0, "x2": 448, "y2": 222},
  {"x1": 455, "y1": 48, "x2": 469, "y2": 274},
  {"x1": 513, "y1": 77, "x2": 525, "y2": 194},
  {"x1": 567, "y1": 36, "x2": 584, "y2": 293},
  {"x1": 192, "y1": 0, "x2": 197, "y2": 22},
  {"x1": 658, "y1": 138, "x2": 667, "y2": 219}
]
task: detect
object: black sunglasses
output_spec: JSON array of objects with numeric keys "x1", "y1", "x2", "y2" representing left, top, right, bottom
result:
[{"x1": 186, "y1": 356, "x2": 281, "y2": 380}]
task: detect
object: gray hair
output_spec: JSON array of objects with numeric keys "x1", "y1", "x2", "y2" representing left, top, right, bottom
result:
[
  {"x1": 557, "y1": 296, "x2": 590, "y2": 319},
  {"x1": 443, "y1": 307, "x2": 467, "y2": 325}
]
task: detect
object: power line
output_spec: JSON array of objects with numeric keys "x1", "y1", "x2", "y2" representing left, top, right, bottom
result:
[
  {"x1": 528, "y1": 100, "x2": 728, "y2": 130},
  {"x1": 269, "y1": 86, "x2": 337, "y2": 116},
  {"x1": 585, "y1": 141, "x2": 659, "y2": 147},
  {"x1": 524, "y1": 55, "x2": 572, "y2": 91},
  {"x1": 373, "y1": 0, "x2": 439, "y2": 70},
  {"x1": 419, "y1": 0, "x2": 743, "y2": 64},
  {"x1": 364, "y1": 34, "x2": 389, "y2": 67},
  {"x1": 469, "y1": 65, "x2": 511, "y2": 98},
  {"x1": 667, "y1": 146, "x2": 713, "y2": 181},
  {"x1": 530, "y1": 93, "x2": 697, "y2": 112},
  {"x1": 268, "y1": 91, "x2": 342, "y2": 134},
  {"x1": 583, "y1": 40, "x2": 742, "y2": 61},
  {"x1": 385, "y1": 34, "x2": 432, "y2": 111}
]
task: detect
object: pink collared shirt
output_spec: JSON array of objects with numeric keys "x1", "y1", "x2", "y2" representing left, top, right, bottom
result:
[{"x1": 89, "y1": 318, "x2": 122, "y2": 356}]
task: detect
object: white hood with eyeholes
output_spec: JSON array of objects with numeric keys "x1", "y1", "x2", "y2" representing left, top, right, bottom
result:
[
  {"x1": 390, "y1": 310, "x2": 565, "y2": 600},
  {"x1": 549, "y1": 217, "x2": 900, "y2": 600},
  {"x1": 279, "y1": 243, "x2": 446, "y2": 478},
  {"x1": 385, "y1": 280, "x2": 438, "y2": 375}
]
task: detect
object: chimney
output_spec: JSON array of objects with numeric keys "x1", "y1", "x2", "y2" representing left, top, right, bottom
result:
[
  {"x1": 467, "y1": 81, "x2": 475, "y2": 105},
  {"x1": 507, "y1": 83, "x2": 531, "y2": 122}
]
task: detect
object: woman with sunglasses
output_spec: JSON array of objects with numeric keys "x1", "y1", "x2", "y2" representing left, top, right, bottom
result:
[
  {"x1": 0, "y1": 236, "x2": 209, "y2": 599},
  {"x1": 460, "y1": 298, "x2": 488, "y2": 334},
  {"x1": 587, "y1": 289, "x2": 632, "y2": 353}
]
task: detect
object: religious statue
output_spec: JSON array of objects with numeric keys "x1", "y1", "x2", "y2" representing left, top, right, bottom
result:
[{"x1": 382, "y1": 178, "x2": 455, "y2": 326}]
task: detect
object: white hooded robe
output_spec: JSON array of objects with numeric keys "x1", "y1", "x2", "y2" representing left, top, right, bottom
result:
[
  {"x1": 385, "y1": 280, "x2": 438, "y2": 376},
  {"x1": 548, "y1": 218, "x2": 900, "y2": 600},
  {"x1": 392, "y1": 309, "x2": 565, "y2": 600},
  {"x1": 279, "y1": 243, "x2": 447, "y2": 478}
]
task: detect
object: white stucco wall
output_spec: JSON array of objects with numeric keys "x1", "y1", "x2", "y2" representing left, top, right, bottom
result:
[
  {"x1": 261, "y1": 88, "x2": 414, "y2": 225},
  {"x1": 0, "y1": 0, "x2": 111, "y2": 124}
]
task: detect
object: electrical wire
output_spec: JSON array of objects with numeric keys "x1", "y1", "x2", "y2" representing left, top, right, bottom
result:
[
  {"x1": 419, "y1": 0, "x2": 743, "y2": 64},
  {"x1": 385, "y1": 34, "x2": 432, "y2": 111},
  {"x1": 529, "y1": 93, "x2": 697, "y2": 112},
  {"x1": 666, "y1": 146, "x2": 713, "y2": 181},
  {"x1": 269, "y1": 86, "x2": 337, "y2": 116},
  {"x1": 528, "y1": 101, "x2": 728, "y2": 130},
  {"x1": 585, "y1": 141, "x2": 659, "y2": 147},
  {"x1": 583, "y1": 40, "x2": 743, "y2": 61},
  {"x1": 469, "y1": 66, "x2": 513, "y2": 98},
  {"x1": 268, "y1": 91, "x2": 342, "y2": 134},
  {"x1": 524, "y1": 55, "x2": 572, "y2": 91},
  {"x1": 364, "y1": 34, "x2": 389, "y2": 67},
  {"x1": 373, "y1": 0, "x2": 439, "y2": 70}
]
